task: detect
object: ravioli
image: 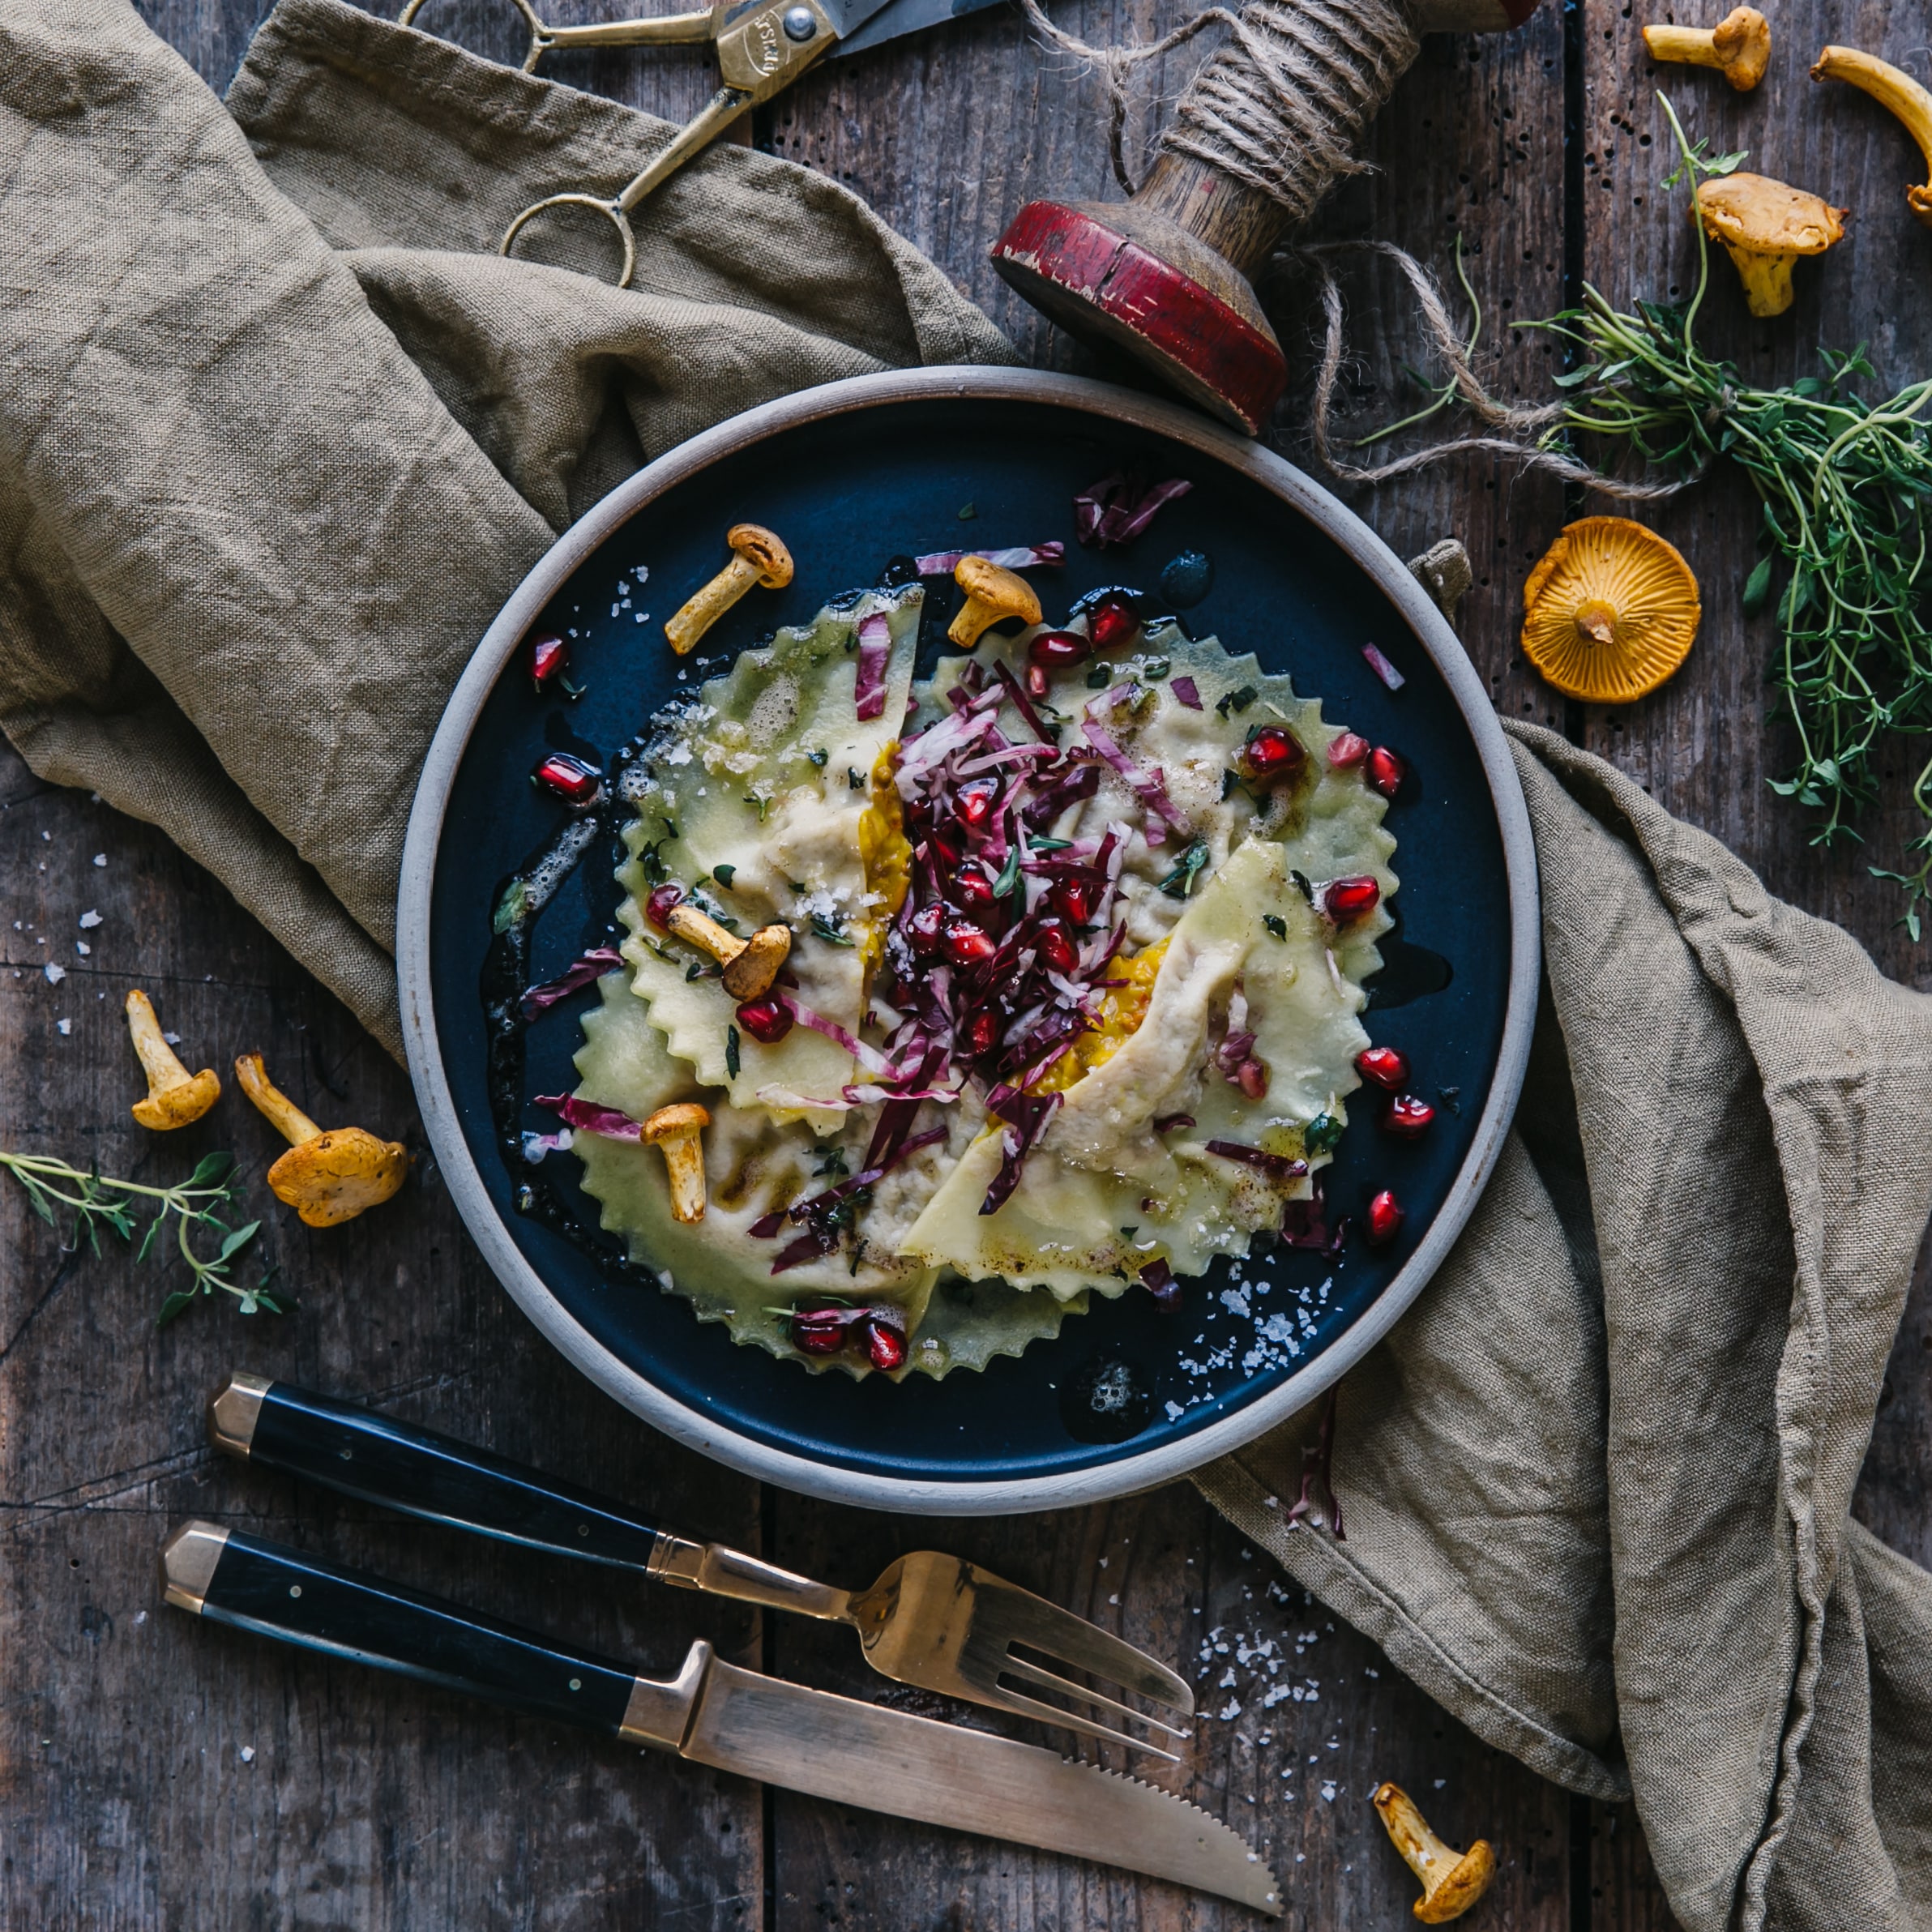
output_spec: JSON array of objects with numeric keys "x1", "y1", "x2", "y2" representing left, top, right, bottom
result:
[
  {"x1": 615, "y1": 588, "x2": 921, "y2": 1129},
  {"x1": 571, "y1": 972, "x2": 1072, "y2": 1378}
]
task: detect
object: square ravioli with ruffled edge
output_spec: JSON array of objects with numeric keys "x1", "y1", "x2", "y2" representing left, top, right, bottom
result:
[{"x1": 569, "y1": 588, "x2": 1397, "y2": 1380}]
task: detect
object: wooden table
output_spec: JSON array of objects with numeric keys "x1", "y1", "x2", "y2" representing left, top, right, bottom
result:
[{"x1": 5, "y1": 0, "x2": 1926, "y2": 1922}]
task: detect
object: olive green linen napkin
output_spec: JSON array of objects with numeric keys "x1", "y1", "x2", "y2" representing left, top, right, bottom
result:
[
  {"x1": 1199, "y1": 722, "x2": 1932, "y2": 1932},
  {"x1": 0, "y1": 0, "x2": 1013, "y2": 1056}
]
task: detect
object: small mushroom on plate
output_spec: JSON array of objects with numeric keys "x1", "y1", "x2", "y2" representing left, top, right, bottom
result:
[
  {"x1": 1373, "y1": 1782, "x2": 1496, "y2": 1923},
  {"x1": 664, "y1": 524, "x2": 793, "y2": 656},
  {"x1": 1812, "y1": 46, "x2": 1932, "y2": 229},
  {"x1": 664, "y1": 903, "x2": 793, "y2": 999},
  {"x1": 947, "y1": 555, "x2": 1043, "y2": 649},
  {"x1": 642, "y1": 1102, "x2": 711, "y2": 1223},
  {"x1": 1694, "y1": 173, "x2": 1848, "y2": 317},
  {"x1": 124, "y1": 990, "x2": 220, "y2": 1130},
  {"x1": 233, "y1": 1052, "x2": 409, "y2": 1228},
  {"x1": 1521, "y1": 517, "x2": 1701, "y2": 704},
  {"x1": 1643, "y1": 6, "x2": 1771, "y2": 90}
]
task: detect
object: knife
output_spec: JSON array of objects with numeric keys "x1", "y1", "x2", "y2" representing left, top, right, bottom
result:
[{"x1": 161, "y1": 1522, "x2": 1282, "y2": 1913}]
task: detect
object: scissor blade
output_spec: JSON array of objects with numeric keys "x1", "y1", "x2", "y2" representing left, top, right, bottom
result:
[
  {"x1": 828, "y1": 0, "x2": 1007, "y2": 57},
  {"x1": 679, "y1": 1657, "x2": 1284, "y2": 1913}
]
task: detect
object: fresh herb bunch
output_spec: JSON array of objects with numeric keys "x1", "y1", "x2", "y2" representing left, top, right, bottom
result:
[
  {"x1": 0, "y1": 1148, "x2": 285, "y2": 1323},
  {"x1": 1524, "y1": 100, "x2": 1932, "y2": 931}
]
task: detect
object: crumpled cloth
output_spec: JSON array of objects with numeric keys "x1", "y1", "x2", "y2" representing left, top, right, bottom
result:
[
  {"x1": 0, "y1": 0, "x2": 1013, "y2": 1056},
  {"x1": 2, "y1": 7, "x2": 1928, "y2": 1929},
  {"x1": 1199, "y1": 724, "x2": 1932, "y2": 1931}
]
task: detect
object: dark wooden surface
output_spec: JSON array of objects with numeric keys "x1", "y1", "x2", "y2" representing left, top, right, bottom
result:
[{"x1": 5, "y1": 0, "x2": 1928, "y2": 1924}]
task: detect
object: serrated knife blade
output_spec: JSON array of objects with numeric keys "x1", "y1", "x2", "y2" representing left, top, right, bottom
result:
[{"x1": 672, "y1": 1658, "x2": 1284, "y2": 1913}]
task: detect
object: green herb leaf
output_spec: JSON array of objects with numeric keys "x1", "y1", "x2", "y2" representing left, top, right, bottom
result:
[
  {"x1": 725, "y1": 1025, "x2": 742, "y2": 1079},
  {"x1": 957, "y1": 502, "x2": 977, "y2": 520},
  {"x1": 1085, "y1": 666, "x2": 1112, "y2": 689},
  {"x1": 993, "y1": 848, "x2": 1022, "y2": 899},
  {"x1": 808, "y1": 748, "x2": 829, "y2": 768},
  {"x1": 712, "y1": 863, "x2": 736, "y2": 889},
  {"x1": 810, "y1": 914, "x2": 855, "y2": 947},
  {"x1": 1305, "y1": 1113, "x2": 1344, "y2": 1155},
  {"x1": 1158, "y1": 840, "x2": 1212, "y2": 900},
  {"x1": 492, "y1": 877, "x2": 531, "y2": 933},
  {"x1": 1216, "y1": 684, "x2": 1257, "y2": 718},
  {"x1": 156, "y1": 1290, "x2": 198, "y2": 1327},
  {"x1": 848, "y1": 767, "x2": 865, "y2": 790},
  {"x1": 1741, "y1": 554, "x2": 1774, "y2": 617},
  {"x1": 1263, "y1": 913, "x2": 1288, "y2": 939}
]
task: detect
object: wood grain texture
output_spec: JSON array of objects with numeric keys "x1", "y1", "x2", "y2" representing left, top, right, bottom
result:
[{"x1": 11, "y1": 0, "x2": 1928, "y2": 1924}]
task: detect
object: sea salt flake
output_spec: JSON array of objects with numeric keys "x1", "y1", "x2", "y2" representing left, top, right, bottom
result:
[
  {"x1": 55, "y1": 1018, "x2": 71, "y2": 1036},
  {"x1": 239, "y1": 1746, "x2": 255, "y2": 1763},
  {"x1": 79, "y1": 910, "x2": 102, "y2": 930},
  {"x1": 44, "y1": 963, "x2": 66, "y2": 984},
  {"x1": 92, "y1": 853, "x2": 107, "y2": 867}
]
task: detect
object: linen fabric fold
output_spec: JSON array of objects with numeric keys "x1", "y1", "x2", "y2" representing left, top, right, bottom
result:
[
  {"x1": 0, "y1": 0, "x2": 1014, "y2": 1055},
  {"x1": 1199, "y1": 722, "x2": 1932, "y2": 1932}
]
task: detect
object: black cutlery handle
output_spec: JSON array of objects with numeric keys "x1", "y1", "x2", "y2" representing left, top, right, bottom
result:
[
  {"x1": 208, "y1": 1375, "x2": 665, "y2": 1573},
  {"x1": 160, "y1": 1521, "x2": 705, "y2": 1747}
]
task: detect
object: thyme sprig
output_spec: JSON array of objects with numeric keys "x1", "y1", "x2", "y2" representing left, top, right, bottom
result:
[
  {"x1": 0, "y1": 1148, "x2": 285, "y2": 1323},
  {"x1": 1516, "y1": 99, "x2": 1932, "y2": 932}
]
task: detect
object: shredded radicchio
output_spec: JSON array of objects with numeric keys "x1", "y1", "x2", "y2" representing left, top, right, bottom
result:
[
  {"x1": 1361, "y1": 642, "x2": 1406, "y2": 691},
  {"x1": 1139, "y1": 1255, "x2": 1181, "y2": 1313},
  {"x1": 913, "y1": 542, "x2": 1066, "y2": 575},
  {"x1": 854, "y1": 610, "x2": 891, "y2": 720},
  {"x1": 519, "y1": 947, "x2": 625, "y2": 1019},
  {"x1": 1280, "y1": 1174, "x2": 1348, "y2": 1256},
  {"x1": 533, "y1": 1093, "x2": 642, "y2": 1140},
  {"x1": 1074, "y1": 470, "x2": 1194, "y2": 549},
  {"x1": 1203, "y1": 1139, "x2": 1309, "y2": 1182},
  {"x1": 1170, "y1": 675, "x2": 1203, "y2": 711}
]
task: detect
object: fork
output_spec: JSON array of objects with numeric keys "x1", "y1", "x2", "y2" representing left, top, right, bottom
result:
[{"x1": 206, "y1": 1374, "x2": 1194, "y2": 1759}]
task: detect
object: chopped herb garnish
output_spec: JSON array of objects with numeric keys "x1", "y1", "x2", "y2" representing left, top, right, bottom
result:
[
  {"x1": 1119, "y1": 1225, "x2": 1139, "y2": 1239},
  {"x1": 725, "y1": 1026, "x2": 742, "y2": 1079},
  {"x1": 1085, "y1": 665, "x2": 1112, "y2": 688},
  {"x1": 814, "y1": 1147, "x2": 851, "y2": 1178},
  {"x1": 558, "y1": 675, "x2": 586, "y2": 701},
  {"x1": 808, "y1": 748, "x2": 829, "y2": 768},
  {"x1": 1216, "y1": 684, "x2": 1258, "y2": 718},
  {"x1": 1289, "y1": 870, "x2": 1315, "y2": 904},
  {"x1": 993, "y1": 847, "x2": 1022, "y2": 898},
  {"x1": 492, "y1": 878, "x2": 530, "y2": 933},
  {"x1": 712, "y1": 863, "x2": 736, "y2": 889},
  {"x1": 686, "y1": 962, "x2": 707, "y2": 981},
  {"x1": 1305, "y1": 1113, "x2": 1344, "y2": 1154},
  {"x1": 1220, "y1": 768, "x2": 1243, "y2": 801},
  {"x1": 1159, "y1": 840, "x2": 1212, "y2": 900},
  {"x1": 1142, "y1": 657, "x2": 1170, "y2": 679},
  {"x1": 745, "y1": 794, "x2": 770, "y2": 822},
  {"x1": 958, "y1": 502, "x2": 977, "y2": 520},
  {"x1": 1029, "y1": 836, "x2": 1074, "y2": 853},
  {"x1": 1263, "y1": 913, "x2": 1289, "y2": 939},
  {"x1": 848, "y1": 767, "x2": 865, "y2": 790},
  {"x1": 811, "y1": 914, "x2": 855, "y2": 947}
]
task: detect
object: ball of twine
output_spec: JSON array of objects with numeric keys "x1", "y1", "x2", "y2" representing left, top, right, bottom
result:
[{"x1": 1021, "y1": 0, "x2": 1418, "y2": 218}]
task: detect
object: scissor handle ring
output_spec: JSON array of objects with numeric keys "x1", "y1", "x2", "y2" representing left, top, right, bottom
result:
[
  {"x1": 500, "y1": 194, "x2": 639, "y2": 290},
  {"x1": 397, "y1": 0, "x2": 551, "y2": 70}
]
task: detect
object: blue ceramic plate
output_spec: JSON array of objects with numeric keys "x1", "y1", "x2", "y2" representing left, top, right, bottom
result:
[{"x1": 399, "y1": 369, "x2": 1537, "y2": 1514}]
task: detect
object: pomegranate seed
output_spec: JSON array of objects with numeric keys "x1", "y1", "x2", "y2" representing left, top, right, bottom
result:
[
  {"x1": 930, "y1": 823, "x2": 964, "y2": 869},
  {"x1": 1366, "y1": 746, "x2": 1407, "y2": 799},
  {"x1": 1026, "y1": 664, "x2": 1050, "y2": 699},
  {"x1": 1049, "y1": 877, "x2": 1096, "y2": 925},
  {"x1": 955, "y1": 870, "x2": 997, "y2": 913},
  {"x1": 645, "y1": 883, "x2": 686, "y2": 930},
  {"x1": 532, "y1": 751, "x2": 601, "y2": 806},
  {"x1": 1240, "y1": 726, "x2": 1305, "y2": 785},
  {"x1": 1028, "y1": 629, "x2": 1091, "y2": 669},
  {"x1": 1327, "y1": 730, "x2": 1370, "y2": 770},
  {"x1": 1384, "y1": 1093, "x2": 1435, "y2": 1138},
  {"x1": 947, "y1": 919, "x2": 996, "y2": 965},
  {"x1": 530, "y1": 633, "x2": 567, "y2": 688},
  {"x1": 790, "y1": 1304, "x2": 853, "y2": 1355},
  {"x1": 1234, "y1": 1056, "x2": 1270, "y2": 1100},
  {"x1": 1356, "y1": 1045, "x2": 1410, "y2": 1090},
  {"x1": 861, "y1": 1314, "x2": 908, "y2": 1372},
  {"x1": 958, "y1": 779, "x2": 998, "y2": 827},
  {"x1": 1037, "y1": 922, "x2": 1078, "y2": 974},
  {"x1": 906, "y1": 903, "x2": 947, "y2": 953},
  {"x1": 1365, "y1": 1189, "x2": 1404, "y2": 1246},
  {"x1": 1323, "y1": 875, "x2": 1381, "y2": 922},
  {"x1": 735, "y1": 996, "x2": 793, "y2": 1045},
  {"x1": 964, "y1": 1009, "x2": 1000, "y2": 1055},
  {"x1": 1086, "y1": 594, "x2": 1139, "y2": 652}
]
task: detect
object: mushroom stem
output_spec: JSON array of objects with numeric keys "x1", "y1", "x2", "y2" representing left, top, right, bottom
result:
[
  {"x1": 233, "y1": 1051, "x2": 322, "y2": 1147},
  {"x1": 642, "y1": 1105, "x2": 712, "y2": 1223},
  {"x1": 1372, "y1": 1783, "x2": 1497, "y2": 1924},
  {"x1": 1643, "y1": 7, "x2": 1770, "y2": 89},
  {"x1": 947, "y1": 556, "x2": 1044, "y2": 649},
  {"x1": 1813, "y1": 46, "x2": 1932, "y2": 228},
  {"x1": 126, "y1": 992, "x2": 222, "y2": 1131},
  {"x1": 664, "y1": 905, "x2": 793, "y2": 1000}
]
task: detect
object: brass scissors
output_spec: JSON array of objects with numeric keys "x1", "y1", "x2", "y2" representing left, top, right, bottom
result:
[{"x1": 399, "y1": 0, "x2": 997, "y2": 288}]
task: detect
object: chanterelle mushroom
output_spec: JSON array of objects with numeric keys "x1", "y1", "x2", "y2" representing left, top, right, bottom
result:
[
  {"x1": 1373, "y1": 1783, "x2": 1496, "y2": 1924},
  {"x1": 1695, "y1": 172, "x2": 1848, "y2": 316},
  {"x1": 664, "y1": 524, "x2": 794, "y2": 656},
  {"x1": 234, "y1": 1052, "x2": 409, "y2": 1229},
  {"x1": 642, "y1": 1103, "x2": 711, "y2": 1224},
  {"x1": 1521, "y1": 517, "x2": 1701, "y2": 704},
  {"x1": 1813, "y1": 47, "x2": 1932, "y2": 229},
  {"x1": 125, "y1": 990, "x2": 220, "y2": 1130},
  {"x1": 664, "y1": 904, "x2": 793, "y2": 999},
  {"x1": 1643, "y1": 6, "x2": 1771, "y2": 90},
  {"x1": 947, "y1": 555, "x2": 1043, "y2": 649}
]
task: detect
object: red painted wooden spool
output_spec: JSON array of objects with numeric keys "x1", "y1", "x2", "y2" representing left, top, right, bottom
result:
[{"x1": 991, "y1": 0, "x2": 1541, "y2": 435}]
